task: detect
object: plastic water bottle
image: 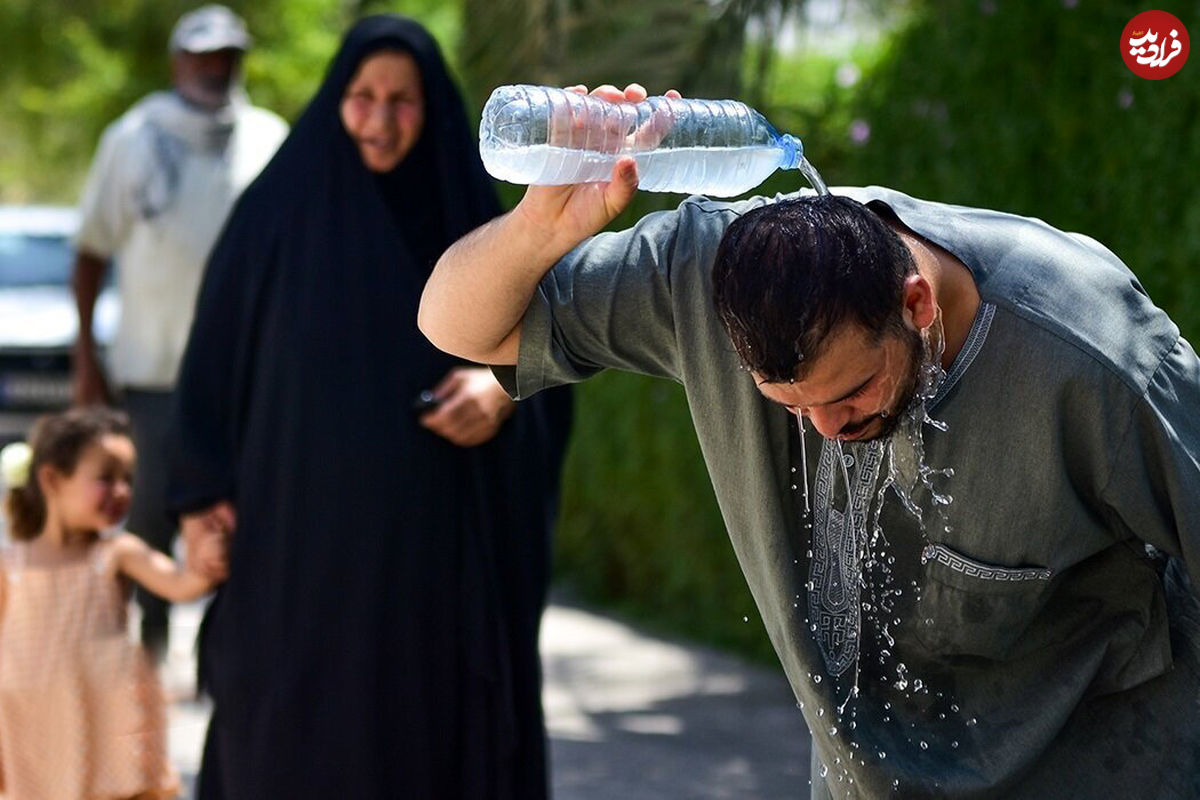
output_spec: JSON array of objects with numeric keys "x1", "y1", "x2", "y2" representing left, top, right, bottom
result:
[{"x1": 479, "y1": 85, "x2": 826, "y2": 198}]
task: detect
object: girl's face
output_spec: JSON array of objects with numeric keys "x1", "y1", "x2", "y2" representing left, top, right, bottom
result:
[
  {"x1": 340, "y1": 51, "x2": 426, "y2": 173},
  {"x1": 47, "y1": 434, "x2": 135, "y2": 533}
]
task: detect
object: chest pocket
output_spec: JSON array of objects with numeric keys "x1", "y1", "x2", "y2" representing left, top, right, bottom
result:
[{"x1": 915, "y1": 543, "x2": 1055, "y2": 661}]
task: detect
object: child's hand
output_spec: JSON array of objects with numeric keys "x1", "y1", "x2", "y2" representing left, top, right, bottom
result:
[{"x1": 181, "y1": 501, "x2": 235, "y2": 581}]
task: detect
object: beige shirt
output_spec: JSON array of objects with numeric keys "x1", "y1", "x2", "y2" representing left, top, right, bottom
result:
[{"x1": 76, "y1": 91, "x2": 287, "y2": 389}]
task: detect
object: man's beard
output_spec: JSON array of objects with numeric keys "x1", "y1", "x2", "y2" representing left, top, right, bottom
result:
[
  {"x1": 841, "y1": 326, "x2": 923, "y2": 442},
  {"x1": 179, "y1": 74, "x2": 236, "y2": 110}
]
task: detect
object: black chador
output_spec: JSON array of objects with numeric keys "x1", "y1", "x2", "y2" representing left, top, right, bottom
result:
[{"x1": 168, "y1": 16, "x2": 571, "y2": 799}]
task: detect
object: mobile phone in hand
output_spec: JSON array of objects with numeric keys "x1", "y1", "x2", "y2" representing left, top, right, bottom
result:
[{"x1": 412, "y1": 390, "x2": 442, "y2": 414}]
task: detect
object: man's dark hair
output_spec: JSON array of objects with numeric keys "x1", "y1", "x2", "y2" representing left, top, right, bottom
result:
[{"x1": 712, "y1": 195, "x2": 917, "y2": 383}]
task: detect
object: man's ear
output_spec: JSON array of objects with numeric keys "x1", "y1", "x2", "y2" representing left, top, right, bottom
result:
[{"x1": 901, "y1": 274, "x2": 937, "y2": 331}]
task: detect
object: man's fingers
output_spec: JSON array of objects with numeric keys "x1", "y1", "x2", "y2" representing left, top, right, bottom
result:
[
  {"x1": 590, "y1": 84, "x2": 625, "y2": 103},
  {"x1": 665, "y1": 88, "x2": 682, "y2": 99},
  {"x1": 605, "y1": 157, "x2": 640, "y2": 215},
  {"x1": 623, "y1": 83, "x2": 648, "y2": 102}
]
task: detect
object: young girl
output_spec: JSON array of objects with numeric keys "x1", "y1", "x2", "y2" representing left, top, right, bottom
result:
[{"x1": 0, "y1": 407, "x2": 225, "y2": 800}]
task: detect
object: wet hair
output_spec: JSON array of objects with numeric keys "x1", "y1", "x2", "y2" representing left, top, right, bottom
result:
[
  {"x1": 712, "y1": 195, "x2": 917, "y2": 383},
  {"x1": 2, "y1": 407, "x2": 131, "y2": 541}
]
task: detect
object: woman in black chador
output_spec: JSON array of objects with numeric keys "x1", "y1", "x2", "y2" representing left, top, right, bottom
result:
[{"x1": 167, "y1": 16, "x2": 571, "y2": 798}]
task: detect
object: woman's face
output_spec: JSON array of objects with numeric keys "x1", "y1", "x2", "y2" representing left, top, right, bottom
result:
[{"x1": 340, "y1": 51, "x2": 426, "y2": 173}]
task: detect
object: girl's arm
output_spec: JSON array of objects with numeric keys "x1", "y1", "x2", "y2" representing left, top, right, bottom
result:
[{"x1": 112, "y1": 532, "x2": 216, "y2": 603}]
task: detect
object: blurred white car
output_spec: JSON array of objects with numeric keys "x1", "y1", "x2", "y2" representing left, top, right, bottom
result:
[{"x1": 0, "y1": 206, "x2": 118, "y2": 446}]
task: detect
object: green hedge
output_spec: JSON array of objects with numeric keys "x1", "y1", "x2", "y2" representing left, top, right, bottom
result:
[{"x1": 552, "y1": 1, "x2": 1200, "y2": 663}]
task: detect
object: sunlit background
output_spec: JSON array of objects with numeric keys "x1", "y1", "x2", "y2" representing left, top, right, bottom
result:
[{"x1": 2, "y1": 0, "x2": 1196, "y2": 662}]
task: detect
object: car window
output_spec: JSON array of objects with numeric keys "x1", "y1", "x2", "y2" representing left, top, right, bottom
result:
[{"x1": 0, "y1": 233, "x2": 73, "y2": 287}]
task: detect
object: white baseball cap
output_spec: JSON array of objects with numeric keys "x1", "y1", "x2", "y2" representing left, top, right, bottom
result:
[{"x1": 169, "y1": 5, "x2": 251, "y2": 54}]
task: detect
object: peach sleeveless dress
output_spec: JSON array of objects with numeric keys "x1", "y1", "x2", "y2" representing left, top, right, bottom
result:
[{"x1": 0, "y1": 539, "x2": 178, "y2": 799}]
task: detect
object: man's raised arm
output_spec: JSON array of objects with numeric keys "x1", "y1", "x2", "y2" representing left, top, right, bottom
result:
[{"x1": 418, "y1": 83, "x2": 675, "y2": 365}]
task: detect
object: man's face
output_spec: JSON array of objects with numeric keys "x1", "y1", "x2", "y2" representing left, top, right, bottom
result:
[
  {"x1": 172, "y1": 49, "x2": 242, "y2": 110},
  {"x1": 754, "y1": 323, "x2": 922, "y2": 442}
]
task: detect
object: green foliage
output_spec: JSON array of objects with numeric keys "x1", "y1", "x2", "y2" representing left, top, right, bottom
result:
[
  {"x1": 835, "y1": 0, "x2": 1200, "y2": 340},
  {"x1": 553, "y1": 372, "x2": 778, "y2": 662}
]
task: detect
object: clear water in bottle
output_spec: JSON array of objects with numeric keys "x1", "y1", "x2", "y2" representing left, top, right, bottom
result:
[{"x1": 479, "y1": 85, "x2": 827, "y2": 198}]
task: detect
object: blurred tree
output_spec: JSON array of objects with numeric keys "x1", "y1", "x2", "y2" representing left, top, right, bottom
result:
[{"x1": 458, "y1": 0, "x2": 809, "y2": 111}]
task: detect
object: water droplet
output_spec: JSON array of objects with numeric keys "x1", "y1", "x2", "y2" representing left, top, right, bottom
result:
[
  {"x1": 820, "y1": 765, "x2": 829, "y2": 778},
  {"x1": 742, "y1": 616, "x2": 749, "y2": 623},
  {"x1": 966, "y1": 718, "x2": 977, "y2": 727},
  {"x1": 893, "y1": 779, "x2": 900, "y2": 789},
  {"x1": 951, "y1": 740, "x2": 959, "y2": 749},
  {"x1": 913, "y1": 679, "x2": 924, "y2": 691},
  {"x1": 813, "y1": 675, "x2": 822, "y2": 684},
  {"x1": 829, "y1": 726, "x2": 838, "y2": 736},
  {"x1": 950, "y1": 704, "x2": 960, "y2": 712},
  {"x1": 878, "y1": 751, "x2": 887, "y2": 759},
  {"x1": 818, "y1": 708, "x2": 825, "y2": 717},
  {"x1": 919, "y1": 740, "x2": 929, "y2": 750}
]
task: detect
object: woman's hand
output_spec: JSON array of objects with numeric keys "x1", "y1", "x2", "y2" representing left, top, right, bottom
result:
[
  {"x1": 180, "y1": 500, "x2": 236, "y2": 582},
  {"x1": 419, "y1": 367, "x2": 516, "y2": 447}
]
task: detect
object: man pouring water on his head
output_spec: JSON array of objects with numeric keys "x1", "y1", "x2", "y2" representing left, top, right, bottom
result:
[{"x1": 419, "y1": 83, "x2": 1200, "y2": 798}]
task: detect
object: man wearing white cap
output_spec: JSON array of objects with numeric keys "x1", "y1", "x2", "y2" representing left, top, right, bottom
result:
[{"x1": 71, "y1": 4, "x2": 288, "y2": 659}]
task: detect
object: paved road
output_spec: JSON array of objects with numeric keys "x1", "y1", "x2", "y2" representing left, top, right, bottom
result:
[{"x1": 164, "y1": 600, "x2": 811, "y2": 799}]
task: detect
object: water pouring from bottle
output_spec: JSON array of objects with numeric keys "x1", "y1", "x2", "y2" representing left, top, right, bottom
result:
[{"x1": 479, "y1": 85, "x2": 830, "y2": 198}]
